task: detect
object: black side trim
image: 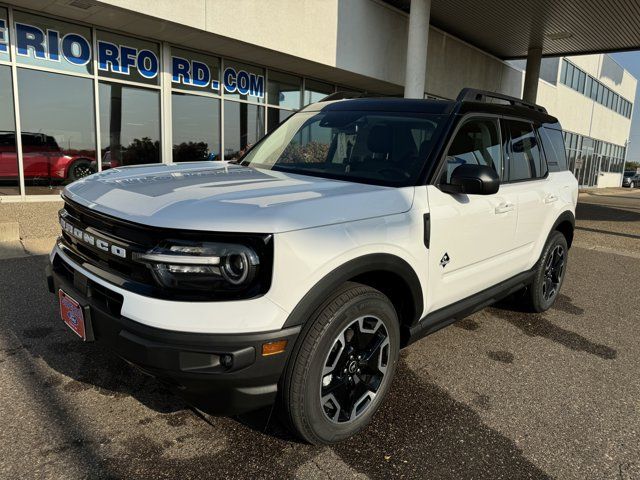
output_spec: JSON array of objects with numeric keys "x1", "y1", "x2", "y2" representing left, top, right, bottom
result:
[
  {"x1": 282, "y1": 253, "x2": 423, "y2": 328},
  {"x1": 406, "y1": 269, "x2": 535, "y2": 345},
  {"x1": 423, "y1": 213, "x2": 431, "y2": 248}
]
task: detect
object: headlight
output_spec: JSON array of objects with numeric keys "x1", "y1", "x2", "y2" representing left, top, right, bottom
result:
[{"x1": 133, "y1": 240, "x2": 261, "y2": 293}]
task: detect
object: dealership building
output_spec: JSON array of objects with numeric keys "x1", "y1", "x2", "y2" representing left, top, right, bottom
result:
[{"x1": 0, "y1": 0, "x2": 637, "y2": 201}]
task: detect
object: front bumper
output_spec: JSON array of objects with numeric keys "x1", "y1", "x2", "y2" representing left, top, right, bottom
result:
[{"x1": 46, "y1": 259, "x2": 300, "y2": 415}]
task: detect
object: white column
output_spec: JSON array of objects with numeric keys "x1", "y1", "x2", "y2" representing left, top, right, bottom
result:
[
  {"x1": 522, "y1": 47, "x2": 542, "y2": 104},
  {"x1": 404, "y1": 0, "x2": 431, "y2": 99}
]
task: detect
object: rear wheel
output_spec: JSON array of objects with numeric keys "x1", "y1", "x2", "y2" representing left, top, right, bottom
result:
[
  {"x1": 525, "y1": 231, "x2": 568, "y2": 312},
  {"x1": 281, "y1": 282, "x2": 400, "y2": 444}
]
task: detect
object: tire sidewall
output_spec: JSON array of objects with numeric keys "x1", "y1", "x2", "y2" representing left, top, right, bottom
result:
[{"x1": 296, "y1": 291, "x2": 400, "y2": 444}]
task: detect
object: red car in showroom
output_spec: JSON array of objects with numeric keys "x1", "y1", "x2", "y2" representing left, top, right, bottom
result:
[{"x1": 0, "y1": 131, "x2": 95, "y2": 184}]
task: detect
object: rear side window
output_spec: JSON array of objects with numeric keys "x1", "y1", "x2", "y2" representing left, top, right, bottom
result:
[
  {"x1": 441, "y1": 118, "x2": 503, "y2": 183},
  {"x1": 539, "y1": 127, "x2": 568, "y2": 172},
  {"x1": 506, "y1": 120, "x2": 547, "y2": 181}
]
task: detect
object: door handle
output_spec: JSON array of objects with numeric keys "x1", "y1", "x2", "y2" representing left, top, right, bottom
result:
[
  {"x1": 494, "y1": 202, "x2": 515, "y2": 214},
  {"x1": 544, "y1": 194, "x2": 558, "y2": 204}
]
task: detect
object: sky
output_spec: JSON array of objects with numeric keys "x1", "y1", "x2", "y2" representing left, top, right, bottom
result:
[{"x1": 610, "y1": 52, "x2": 640, "y2": 166}]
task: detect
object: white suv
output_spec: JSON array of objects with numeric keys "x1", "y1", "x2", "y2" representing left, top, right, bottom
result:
[{"x1": 46, "y1": 89, "x2": 578, "y2": 444}]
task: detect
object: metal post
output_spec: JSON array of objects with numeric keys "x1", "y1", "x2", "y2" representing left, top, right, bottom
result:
[
  {"x1": 523, "y1": 47, "x2": 542, "y2": 104},
  {"x1": 404, "y1": 0, "x2": 431, "y2": 99}
]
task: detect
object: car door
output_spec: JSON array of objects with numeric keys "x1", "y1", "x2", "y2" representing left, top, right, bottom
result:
[
  {"x1": 426, "y1": 116, "x2": 520, "y2": 312},
  {"x1": 503, "y1": 119, "x2": 557, "y2": 272}
]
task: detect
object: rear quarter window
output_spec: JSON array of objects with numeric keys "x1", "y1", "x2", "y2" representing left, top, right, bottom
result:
[{"x1": 539, "y1": 126, "x2": 568, "y2": 172}]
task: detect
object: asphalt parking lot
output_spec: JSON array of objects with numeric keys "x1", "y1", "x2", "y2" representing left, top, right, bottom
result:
[{"x1": 0, "y1": 188, "x2": 639, "y2": 479}]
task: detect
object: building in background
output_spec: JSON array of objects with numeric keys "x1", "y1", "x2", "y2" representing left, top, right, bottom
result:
[
  {"x1": 0, "y1": 0, "x2": 636, "y2": 200},
  {"x1": 510, "y1": 55, "x2": 636, "y2": 188}
]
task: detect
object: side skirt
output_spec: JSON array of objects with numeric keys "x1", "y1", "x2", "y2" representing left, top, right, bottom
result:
[{"x1": 405, "y1": 269, "x2": 535, "y2": 346}]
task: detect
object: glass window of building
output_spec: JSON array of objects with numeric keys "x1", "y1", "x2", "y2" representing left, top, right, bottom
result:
[
  {"x1": 172, "y1": 92, "x2": 221, "y2": 162},
  {"x1": 171, "y1": 47, "x2": 220, "y2": 94},
  {"x1": 267, "y1": 70, "x2": 301, "y2": 110},
  {"x1": 223, "y1": 60, "x2": 265, "y2": 103},
  {"x1": 18, "y1": 69, "x2": 96, "y2": 194},
  {"x1": 97, "y1": 31, "x2": 160, "y2": 86},
  {"x1": 223, "y1": 100, "x2": 264, "y2": 160},
  {"x1": 304, "y1": 79, "x2": 334, "y2": 105},
  {"x1": 0, "y1": 7, "x2": 9, "y2": 62},
  {"x1": 0, "y1": 66, "x2": 17, "y2": 195},
  {"x1": 99, "y1": 82, "x2": 160, "y2": 168},
  {"x1": 13, "y1": 11, "x2": 92, "y2": 75},
  {"x1": 267, "y1": 108, "x2": 294, "y2": 132}
]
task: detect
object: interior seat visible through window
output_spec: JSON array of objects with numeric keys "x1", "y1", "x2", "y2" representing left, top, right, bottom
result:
[{"x1": 441, "y1": 118, "x2": 502, "y2": 184}]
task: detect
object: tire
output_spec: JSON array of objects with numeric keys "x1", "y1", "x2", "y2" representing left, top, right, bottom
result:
[
  {"x1": 524, "y1": 231, "x2": 569, "y2": 313},
  {"x1": 67, "y1": 159, "x2": 94, "y2": 182},
  {"x1": 631, "y1": 182, "x2": 636, "y2": 189},
  {"x1": 281, "y1": 282, "x2": 400, "y2": 445}
]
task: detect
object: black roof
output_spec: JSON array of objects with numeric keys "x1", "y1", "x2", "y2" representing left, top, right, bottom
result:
[{"x1": 304, "y1": 95, "x2": 559, "y2": 125}]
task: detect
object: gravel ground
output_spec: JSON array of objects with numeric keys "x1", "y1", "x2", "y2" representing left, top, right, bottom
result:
[{"x1": 0, "y1": 190, "x2": 638, "y2": 479}]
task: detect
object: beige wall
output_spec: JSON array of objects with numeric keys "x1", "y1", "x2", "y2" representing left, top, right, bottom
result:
[
  {"x1": 88, "y1": 0, "x2": 521, "y2": 98},
  {"x1": 534, "y1": 54, "x2": 635, "y2": 147}
]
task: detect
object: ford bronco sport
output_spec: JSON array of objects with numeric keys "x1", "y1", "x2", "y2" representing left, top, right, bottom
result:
[{"x1": 46, "y1": 89, "x2": 578, "y2": 444}]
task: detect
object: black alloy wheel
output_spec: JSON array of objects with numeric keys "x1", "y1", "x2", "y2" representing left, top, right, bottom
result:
[{"x1": 320, "y1": 315, "x2": 390, "y2": 424}]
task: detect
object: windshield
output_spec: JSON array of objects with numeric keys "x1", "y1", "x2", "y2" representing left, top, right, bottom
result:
[
  {"x1": 624, "y1": 171, "x2": 635, "y2": 177},
  {"x1": 240, "y1": 110, "x2": 447, "y2": 186}
]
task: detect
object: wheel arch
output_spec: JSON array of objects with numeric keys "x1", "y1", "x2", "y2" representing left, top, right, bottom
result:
[
  {"x1": 281, "y1": 253, "x2": 423, "y2": 345},
  {"x1": 551, "y1": 210, "x2": 575, "y2": 248}
]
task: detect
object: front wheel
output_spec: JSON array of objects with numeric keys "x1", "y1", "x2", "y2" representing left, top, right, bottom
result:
[
  {"x1": 631, "y1": 181, "x2": 636, "y2": 189},
  {"x1": 281, "y1": 282, "x2": 400, "y2": 444},
  {"x1": 525, "y1": 231, "x2": 568, "y2": 312}
]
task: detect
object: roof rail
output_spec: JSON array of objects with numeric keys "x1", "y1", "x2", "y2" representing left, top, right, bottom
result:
[{"x1": 456, "y1": 88, "x2": 547, "y2": 113}]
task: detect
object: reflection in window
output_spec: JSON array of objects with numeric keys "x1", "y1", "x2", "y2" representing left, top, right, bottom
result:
[
  {"x1": 172, "y1": 93, "x2": 220, "y2": 162},
  {"x1": 507, "y1": 121, "x2": 546, "y2": 181},
  {"x1": 303, "y1": 79, "x2": 334, "y2": 105},
  {"x1": 223, "y1": 100, "x2": 264, "y2": 160},
  {"x1": 267, "y1": 108, "x2": 294, "y2": 132},
  {"x1": 99, "y1": 82, "x2": 160, "y2": 168},
  {"x1": 17, "y1": 69, "x2": 96, "y2": 195},
  {"x1": 0, "y1": 66, "x2": 17, "y2": 195},
  {"x1": 444, "y1": 119, "x2": 502, "y2": 182},
  {"x1": 267, "y1": 71, "x2": 301, "y2": 109}
]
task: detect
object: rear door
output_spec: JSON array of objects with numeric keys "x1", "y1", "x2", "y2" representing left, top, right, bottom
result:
[
  {"x1": 503, "y1": 119, "x2": 557, "y2": 271},
  {"x1": 426, "y1": 116, "x2": 519, "y2": 312}
]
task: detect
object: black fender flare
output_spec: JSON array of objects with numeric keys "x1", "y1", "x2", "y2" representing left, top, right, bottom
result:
[
  {"x1": 281, "y1": 253, "x2": 423, "y2": 329},
  {"x1": 550, "y1": 210, "x2": 575, "y2": 247}
]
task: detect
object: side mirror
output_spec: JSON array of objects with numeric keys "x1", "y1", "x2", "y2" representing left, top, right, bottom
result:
[{"x1": 440, "y1": 164, "x2": 500, "y2": 195}]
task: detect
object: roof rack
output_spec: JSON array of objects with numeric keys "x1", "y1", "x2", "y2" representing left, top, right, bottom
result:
[{"x1": 456, "y1": 88, "x2": 547, "y2": 113}]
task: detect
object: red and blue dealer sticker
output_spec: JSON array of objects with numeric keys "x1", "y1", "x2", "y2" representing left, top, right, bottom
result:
[{"x1": 58, "y1": 290, "x2": 86, "y2": 340}]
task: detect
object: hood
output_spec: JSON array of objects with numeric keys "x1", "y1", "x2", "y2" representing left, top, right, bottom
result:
[{"x1": 63, "y1": 162, "x2": 415, "y2": 233}]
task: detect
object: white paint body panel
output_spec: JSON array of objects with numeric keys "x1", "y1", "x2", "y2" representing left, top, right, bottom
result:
[{"x1": 53, "y1": 162, "x2": 577, "y2": 334}]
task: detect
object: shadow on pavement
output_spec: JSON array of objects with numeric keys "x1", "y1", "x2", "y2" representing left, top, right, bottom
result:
[
  {"x1": 576, "y1": 201, "x2": 640, "y2": 222},
  {"x1": 490, "y1": 295, "x2": 616, "y2": 360}
]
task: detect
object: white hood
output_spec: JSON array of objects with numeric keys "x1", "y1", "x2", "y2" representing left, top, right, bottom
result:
[{"x1": 63, "y1": 162, "x2": 415, "y2": 233}]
